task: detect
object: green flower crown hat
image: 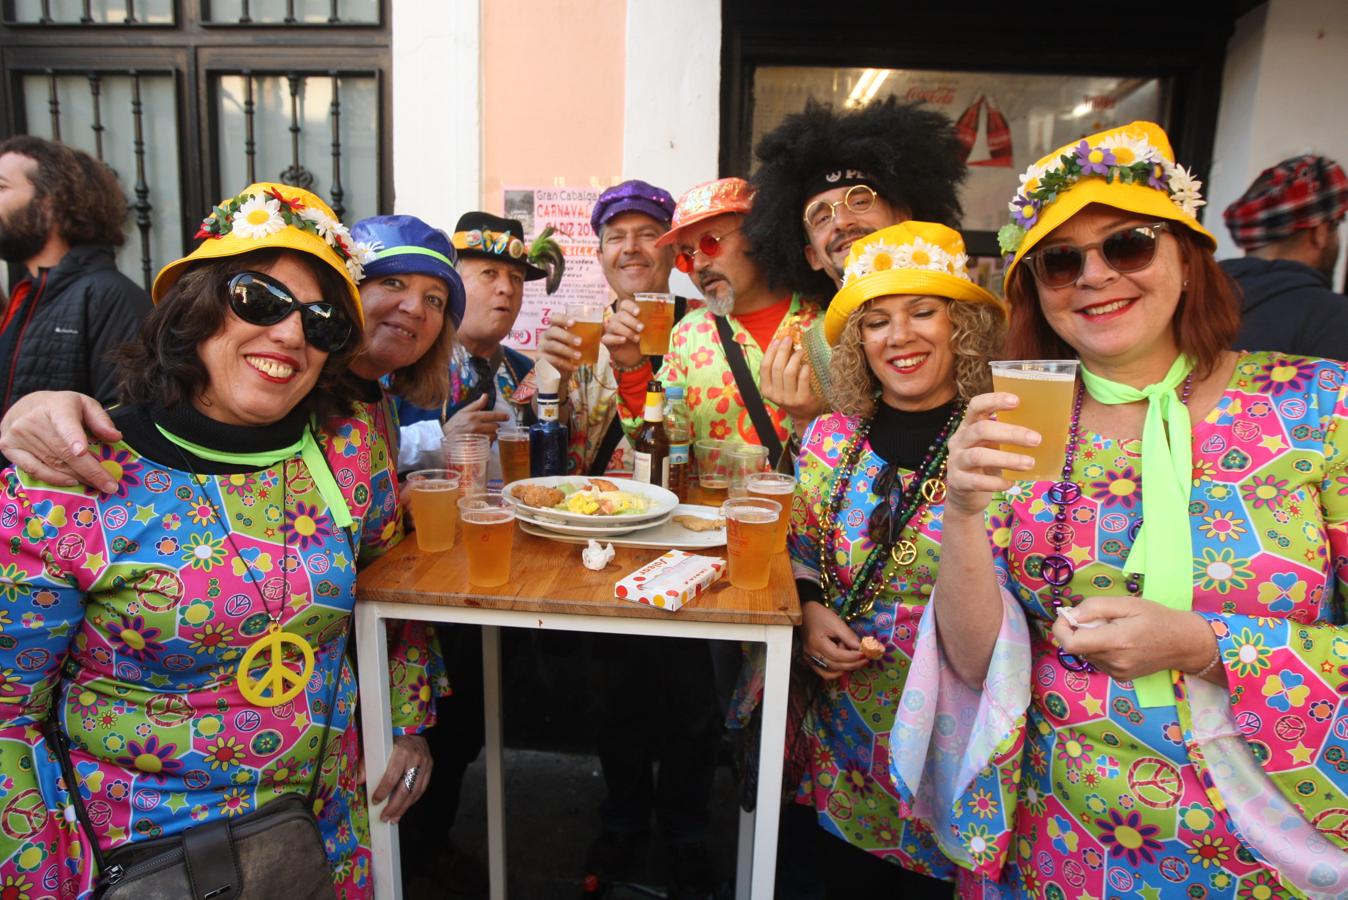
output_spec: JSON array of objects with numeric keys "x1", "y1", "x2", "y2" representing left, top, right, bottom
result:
[{"x1": 999, "y1": 121, "x2": 1216, "y2": 290}]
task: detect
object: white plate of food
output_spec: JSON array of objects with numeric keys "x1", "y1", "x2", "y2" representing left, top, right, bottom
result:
[
  {"x1": 514, "y1": 507, "x2": 674, "y2": 537},
  {"x1": 504, "y1": 476, "x2": 678, "y2": 525},
  {"x1": 518, "y1": 504, "x2": 726, "y2": 550}
]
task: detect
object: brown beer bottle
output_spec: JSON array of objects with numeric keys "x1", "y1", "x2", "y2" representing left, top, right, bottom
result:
[{"x1": 632, "y1": 381, "x2": 670, "y2": 488}]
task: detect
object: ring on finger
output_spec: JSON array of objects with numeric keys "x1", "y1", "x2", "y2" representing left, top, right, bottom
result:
[
  {"x1": 805, "y1": 652, "x2": 830, "y2": 670},
  {"x1": 403, "y1": 766, "x2": 420, "y2": 792}
]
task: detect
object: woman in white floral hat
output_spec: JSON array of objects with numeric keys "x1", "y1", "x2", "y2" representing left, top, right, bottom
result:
[
  {"x1": 897, "y1": 121, "x2": 1348, "y2": 898},
  {"x1": 783, "y1": 220, "x2": 1005, "y2": 895}
]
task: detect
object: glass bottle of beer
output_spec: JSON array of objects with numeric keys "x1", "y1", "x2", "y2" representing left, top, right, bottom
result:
[
  {"x1": 664, "y1": 385, "x2": 691, "y2": 502},
  {"x1": 632, "y1": 381, "x2": 669, "y2": 488},
  {"x1": 530, "y1": 391, "x2": 569, "y2": 476}
]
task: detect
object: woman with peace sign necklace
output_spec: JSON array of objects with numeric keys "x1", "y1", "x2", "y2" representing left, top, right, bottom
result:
[
  {"x1": 895, "y1": 123, "x2": 1348, "y2": 898},
  {"x1": 782, "y1": 222, "x2": 1005, "y2": 895},
  {"x1": 0, "y1": 183, "x2": 413, "y2": 898}
]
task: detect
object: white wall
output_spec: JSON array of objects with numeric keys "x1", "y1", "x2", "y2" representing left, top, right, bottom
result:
[
  {"x1": 390, "y1": 0, "x2": 482, "y2": 229},
  {"x1": 622, "y1": 0, "x2": 721, "y2": 298},
  {"x1": 1209, "y1": 0, "x2": 1348, "y2": 287}
]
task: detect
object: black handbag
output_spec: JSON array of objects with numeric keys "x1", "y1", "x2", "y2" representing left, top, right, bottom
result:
[{"x1": 50, "y1": 620, "x2": 350, "y2": 900}]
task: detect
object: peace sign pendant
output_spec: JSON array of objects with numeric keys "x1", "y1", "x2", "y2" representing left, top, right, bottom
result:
[
  {"x1": 236, "y1": 623, "x2": 316, "y2": 707},
  {"x1": 890, "y1": 539, "x2": 918, "y2": 566}
]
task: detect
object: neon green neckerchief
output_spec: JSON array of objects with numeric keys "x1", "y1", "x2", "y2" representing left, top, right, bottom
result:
[
  {"x1": 1079, "y1": 353, "x2": 1194, "y2": 709},
  {"x1": 154, "y1": 422, "x2": 354, "y2": 529}
]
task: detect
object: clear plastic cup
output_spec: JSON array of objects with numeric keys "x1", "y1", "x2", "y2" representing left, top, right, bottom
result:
[
  {"x1": 988, "y1": 360, "x2": 1080, "y2": 481},
  {"x1": 445, "y1": 433, "x2": 490, "y2": 496},
  {"x1": 458, "y1": 491, "x2": 516, "y2": 587},
  {"x1": 496, "y1": 425, "x2": 531, "y2": 484},
  {"x1": 693, "y1": 439, "x2": 731, "y2": 505},
  {"x1": 726, "y1": 443, "x2": 770, "y2": 497},
  {"x1": 745, "y1": 472, "x2": 795, "y2": 553},
  {"x1": 405, "y1": 469, "x2": 462, "y2": 552},
  {"x1": 634, "y1": 292, "x2": 675, "y2": 355},
  {"x1": 566, "y1": 300, "x2": 607, "y2": 367},
  {"x1": 721, "y1": 497, "x2": 780, "y2": 590}
]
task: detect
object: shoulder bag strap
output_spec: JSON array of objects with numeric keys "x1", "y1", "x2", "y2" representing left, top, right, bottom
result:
[{"x1": 713, "y1": 315, "x2": 784, "y2": 467}]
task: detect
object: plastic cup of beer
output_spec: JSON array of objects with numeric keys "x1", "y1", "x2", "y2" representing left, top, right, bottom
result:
[
  {"x1": 694, "y1": 439, "x2": 731, "y2": 505},
  {"x1": 497, "y1": 426, "x2": 532, "y2": 484},
  {"x1": 727, "y1": 443, "x2": 770, "y2": 497},
  {"x1": 745, "y1": 472, "x2": 795, "y2": 553},
  {"x1": 988, "y1": 360, "x2": 1080, "y2": 481},
  {"x1": 566, "y1": 301, "x2": 607, "y2": 367},
  {"x1": 721, "y1": 497, "x2": 780, "y2": 590},
  {"x1": 634, "y1": 292, "x2": 675, "y2": 355},
  {"x1": 406, "y1": 469, "x2": 461, "y2": 552},
  {"x1": 445, "y1": 433, "x2": 490, "y2": 496},
  {"x1": 458, "y1": 492, "x2": 516, "y2": 587}
]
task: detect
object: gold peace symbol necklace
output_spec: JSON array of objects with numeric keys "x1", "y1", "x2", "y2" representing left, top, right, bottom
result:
[{"x1": 175, "y1": 449, "x2": 315, "y2": 707}]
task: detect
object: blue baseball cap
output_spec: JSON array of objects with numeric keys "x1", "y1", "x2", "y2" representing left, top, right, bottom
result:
[
  {"x1": 590, "y1": 179, "x2": 676, "y2": 238},
  {"x1": 352, "y1": 215, "x2": 467, "y2": 327}
]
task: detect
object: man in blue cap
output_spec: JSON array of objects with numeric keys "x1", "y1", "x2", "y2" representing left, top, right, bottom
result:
[{"x1": 538, "y1": 179, "x2": 690, "y2": 476}]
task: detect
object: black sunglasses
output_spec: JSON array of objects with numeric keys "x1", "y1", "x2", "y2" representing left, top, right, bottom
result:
[
  {"x1": 1023, "y1": 221, "x2": 1172, "y2": 288},
  {"x1": 227, "y1": 271, "x2": 354, "y2": 353}
]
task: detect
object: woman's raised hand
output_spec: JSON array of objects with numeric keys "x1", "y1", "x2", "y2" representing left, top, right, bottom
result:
[{"x1": 944, "y1": 391, "x2": 1040, "y2": 517}]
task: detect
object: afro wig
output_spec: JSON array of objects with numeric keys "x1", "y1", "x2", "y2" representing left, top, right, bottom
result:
[{"x1": 744, "y1": 97, "x2": 967, "y2": 302}]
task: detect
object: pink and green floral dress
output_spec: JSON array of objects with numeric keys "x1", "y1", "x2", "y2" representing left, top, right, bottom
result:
[
  {"x1": 892, "y1": 352, "x2": 1348, "y2": 899},
  {"x1": 0, "y1": 402, "x2": 437, "y2": 900}
]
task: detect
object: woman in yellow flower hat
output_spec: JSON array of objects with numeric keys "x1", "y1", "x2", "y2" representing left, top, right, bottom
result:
[
  {"x1": 895, "y1": 121, "x2": 1348, "y2": 898},
  {"x1": 0, "y1": 182, "x2": 437, "y2": 899},
  {"x1": 783, "y1": 220, "x2": 1005, "y2": 894}
]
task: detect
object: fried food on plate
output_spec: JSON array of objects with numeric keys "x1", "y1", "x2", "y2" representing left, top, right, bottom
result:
[
  {"x1": 513, "y1": 484, "x2": 566, "y2": 509},
  {"x1": 590, "y1": 478, "x2": 621, "y2": 492},
  {"x1": 673, "y1": 514, "x2": 725, "y2": 533}
]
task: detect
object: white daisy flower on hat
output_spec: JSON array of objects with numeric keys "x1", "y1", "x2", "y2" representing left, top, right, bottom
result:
[
  {"x1": 1167, "y1": 164, "x2": 1206, "y2": 216},
  {"x1": 1098, "y1": 132, "x2": 1155, "y2": 167},
  {"x1": 951, "y1": 250, "x2": 971, "y2": 279},
  {"x1": 898, "y1": 237, "x2": 952, "y2": 273},
  {"x1": 300, "y1": 205, "x2": 339, "y2": 240},
  {"x1": 851, "y1": 240, "x2": 904, "y2": 279},
  {"x1": 231, "y1": 194, "x2": 285, "y2": 240}
]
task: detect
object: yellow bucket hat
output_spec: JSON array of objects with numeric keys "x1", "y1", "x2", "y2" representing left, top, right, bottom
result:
[
  {"x1": 824, "y1": 221, "x2": 1005, "y2": 345},
  {"x1": 152, "y1": 182, "x2": 368, "y2": 322},
  {"x1": 999, "y1": 121, "x2": 1216, "y2": 289}
]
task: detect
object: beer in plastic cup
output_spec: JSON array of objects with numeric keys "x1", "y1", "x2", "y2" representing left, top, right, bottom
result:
[
  {"x1": 406, "y1": 469, "x2": 461, "y2": 552},
  {"x1": 445, "y1": 433, "x2": 490, "y2": 496},
  {"x1": 458, "y1": 492, "x2": 516, "y2": 587},
  {"x1": 988, "y1": 360, "x2": 1080, "y2": 481},
  {"x1": 694, "y1": 439, "x2": 731, "y2": 504},
  {"x1": 727, "y1": 442, "x2": 769, "y2": 497},
  {"x1": 635, "y1": 292, "x2": 675, "y2": 355},
  {"x1": 566, "y1": 301, "x2": 606, "y2": 367},
  {"x1": 497, "y1": 426, "x2": 531, "y2": 484},
  {"x1": 746, "y1": 472, "x2": 795, "y2": 553},
  {"x1": 722, "y1": 497, "x2": 779, "y2": 590}
]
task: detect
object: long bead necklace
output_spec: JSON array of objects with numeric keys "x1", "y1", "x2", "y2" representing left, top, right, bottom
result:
[
  {"x1": 176, "y1": 450, "x2": 315, "y2": 707},
  {"x1": 1043, "y1": 374, "x2": 1193, "y2": 672},
  {"x1": 819, "y1": 402, "x2": 963, "y2": 621}
]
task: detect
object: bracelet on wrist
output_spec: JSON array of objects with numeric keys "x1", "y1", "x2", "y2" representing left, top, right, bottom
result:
[
  {"x1": 1189, "y1": 645, "x2": 1222, "y2": 679},
  {"x1": 612, "y1": 359, "x2": 650, "y2": 374}
]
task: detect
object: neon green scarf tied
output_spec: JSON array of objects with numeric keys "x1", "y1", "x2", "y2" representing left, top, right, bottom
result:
[
  {"x1": 155, "y1": 422, "x2": 354, "y2": 529},
  {"x1": 1079, "y1": 354, "x2": 1194, "y2": 708}
]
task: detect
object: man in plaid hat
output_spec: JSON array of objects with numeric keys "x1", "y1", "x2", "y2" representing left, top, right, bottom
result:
[{"x1": 1222, "y1": 154, "x2": 1348, "y2": 358}]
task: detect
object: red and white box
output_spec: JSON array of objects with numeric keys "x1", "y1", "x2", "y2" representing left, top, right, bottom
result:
[{"x1": 615, "y1": 550, "x2": 727, "y2": 612}]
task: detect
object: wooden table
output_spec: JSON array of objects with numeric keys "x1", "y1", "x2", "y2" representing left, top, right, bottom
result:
[{"x1": 356, "y1": 524, "x2": 800, "y2": 900}]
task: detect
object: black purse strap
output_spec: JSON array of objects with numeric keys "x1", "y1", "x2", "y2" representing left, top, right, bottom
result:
[{"x1": 713, "y1": 314, "x2": 784, "y2": 467}]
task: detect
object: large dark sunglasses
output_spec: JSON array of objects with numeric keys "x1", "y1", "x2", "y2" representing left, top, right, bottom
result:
[
  {"x1": 1023, "y1": 221, "x2": 1172, "y2": 288},
  {"x1": 673, "y1": 228, "x2": 740, "y2": 274},
  {"x1": 227, "y1": 271, "x2": 354, "y2": 353}
]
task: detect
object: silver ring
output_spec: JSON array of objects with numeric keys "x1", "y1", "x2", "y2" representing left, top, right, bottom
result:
[
  {"x1": 805, "y1": 653, "x2": 830, "y2": 670},
  {"x1": 403, "y1": 766, "x2": 420, "y2": 792}
]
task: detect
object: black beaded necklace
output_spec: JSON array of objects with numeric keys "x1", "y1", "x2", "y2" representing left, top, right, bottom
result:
[{"x1": 819, "y1": 401, "x2": 964, "y2": 621}]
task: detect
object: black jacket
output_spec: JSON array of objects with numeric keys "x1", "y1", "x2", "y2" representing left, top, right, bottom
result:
[
  {"x1": 0, "y1": 243, "x2": 152, "y2": 415},
  {"x1": 1224, "y1": 257, "x2": 1348, "y2": 362}
]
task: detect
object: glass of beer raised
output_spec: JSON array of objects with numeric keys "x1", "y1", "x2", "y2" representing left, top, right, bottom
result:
[
  {"x1": 458, "y1": 492, "x2": 517, "y2": 587},
  {"x1": 745, "y1": 472, "x2": 795, "y2": 553},
  {"x1": 406, "y1": 469, "x2": 461, "y2": 552},
  {"x1": 988, "y1": 360, "x2": 1080, "y2": 481},
  {"x1": 566, "y1": 300, "x2": 607, "y2": 367},
  {"x1": 721, "y1": 497, "x2": 780, "y2": 590},
  {"x1": 634, "y1": 292, "x2": 675, "y2": 355},
  {"x1": 693, "y1": 439, "x2": 731, "y2": 505},
  {"x1": 496, "y1": 426, "x2": 531, "y2": 484}
]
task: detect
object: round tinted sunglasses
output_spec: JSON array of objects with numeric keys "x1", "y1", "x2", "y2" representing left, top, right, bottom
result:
[
  {"x1": 1023, "y1": 221, "x2": 1172, "y2": 288},
  {"x1": 802, "y1": 184, "x2": 878, "y2": 232},
  {"x1": 228, "y1": 271, "x2": 354, "y2": 353},
  {"x1": 673, "y1": 228, "x2": 740, "y2": 274}
]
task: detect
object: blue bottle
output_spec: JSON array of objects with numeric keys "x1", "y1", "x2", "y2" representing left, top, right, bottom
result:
[{"x1": 530, "y1": 391, "x2": 569, "y2": 476}]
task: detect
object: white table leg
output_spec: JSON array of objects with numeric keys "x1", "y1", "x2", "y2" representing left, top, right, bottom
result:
[
  {"x1": 482, "y1": 625, "x2": 507, "y2": 900},
  {"x1": 357, "y1": 604, "x2": 402, "y2": 900},
  {"x1": 736, "y1": 806, "x2": 754, "y2": 899},
  {"x1": 749, "y1": 627, "x2": 792, "y2": 899}
]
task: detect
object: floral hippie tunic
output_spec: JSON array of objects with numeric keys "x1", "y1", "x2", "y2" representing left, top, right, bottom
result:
[
  {"x1": 0, "y1": 401, "x2": 437, "y2": 900},
  {"x1": 892, "y1": 352, "x2": 1348, "y2": 899},
  {"x1": 619, "y1": 295, "x2": 820, "y2": 446},
  {"x1": 789, "y1": 410, "x2": 956, "y2": 880}
]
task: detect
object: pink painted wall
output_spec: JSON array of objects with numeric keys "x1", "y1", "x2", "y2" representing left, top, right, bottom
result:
[{"x1": 482, "y1": 0, "x2": 627, "y2": 216}]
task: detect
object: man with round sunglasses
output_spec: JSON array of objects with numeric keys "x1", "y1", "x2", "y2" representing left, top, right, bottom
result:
[
  {"x1": 605, "y1": 177, "x2": 819, "y2": 462},
  {"x1": 743, "y1": 98, "x2": 966, "y2": 428}
]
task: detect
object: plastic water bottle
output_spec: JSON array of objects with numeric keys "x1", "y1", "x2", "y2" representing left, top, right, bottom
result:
[{"x1": 665, "y1": 385, "x2": 691, "y2": 502}]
